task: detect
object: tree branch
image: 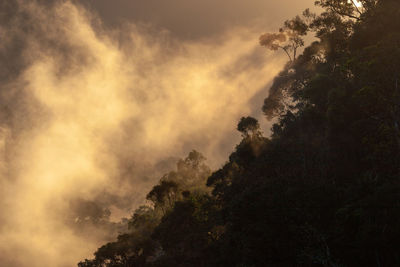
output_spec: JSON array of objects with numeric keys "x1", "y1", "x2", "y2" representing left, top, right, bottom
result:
[
  {"x1": 350, "y1": 0, "x2": 363, "y2": 14},
  {"x1": 330, "y1": 6, "x2": 361, "y2": 21},
  {"x1": 278, "y1": 46, "x2": 293, "y2": 62}
]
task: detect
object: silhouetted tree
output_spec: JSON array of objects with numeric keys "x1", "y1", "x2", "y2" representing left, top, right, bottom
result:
[{"x1": 79, "y1": 0, "x2": 400, "y2": 266}]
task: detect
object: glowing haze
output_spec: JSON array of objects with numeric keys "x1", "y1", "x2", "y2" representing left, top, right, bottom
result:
[{"x1": 0, "y1": 0, "x2": 313, "y2": 266}]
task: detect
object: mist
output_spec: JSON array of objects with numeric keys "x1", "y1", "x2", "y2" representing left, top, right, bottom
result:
[{"x1": 0, "y1": 0, "x2": 312, "y2": 266}]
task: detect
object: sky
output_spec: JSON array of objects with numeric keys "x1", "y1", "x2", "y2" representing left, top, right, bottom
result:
[{"x1": 0, "y1": 0, "x2": 314, "y2": 266}]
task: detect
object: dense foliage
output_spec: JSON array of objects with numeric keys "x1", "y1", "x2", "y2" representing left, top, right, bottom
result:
[{"x1": 79, "y1": 0, "x2": 400, "y2": 266}]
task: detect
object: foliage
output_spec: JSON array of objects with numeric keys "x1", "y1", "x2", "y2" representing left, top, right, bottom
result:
[{"x1": 79, "y1": 0, "x2": 400, "y2": 266}]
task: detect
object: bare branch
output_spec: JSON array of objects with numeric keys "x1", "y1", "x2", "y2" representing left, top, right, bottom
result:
[
  {"x1": 330, "y1": 5, "x2": 361, "y2": 20},
  {"x1": 350, "y1": 0, "x2": 363, "y2": 14}
]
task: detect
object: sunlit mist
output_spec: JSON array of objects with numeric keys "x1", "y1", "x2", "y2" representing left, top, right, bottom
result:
[{"x1": 0, "y1": 0, "x2": 312, "y2": 266}]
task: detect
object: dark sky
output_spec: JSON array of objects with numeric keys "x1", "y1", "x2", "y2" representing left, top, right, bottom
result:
[{"x1": 79, "y1": 0, "x2": 315, "y2": 39}]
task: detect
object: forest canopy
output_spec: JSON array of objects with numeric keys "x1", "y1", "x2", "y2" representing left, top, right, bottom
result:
[{"x1": 79, "y1": 0, "x2": 400, "y2": 266}]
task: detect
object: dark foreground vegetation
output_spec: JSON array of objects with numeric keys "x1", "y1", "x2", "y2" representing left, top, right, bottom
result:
[{"x1": 79, "y1": 0, "x2": 400, "y2": 266}]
